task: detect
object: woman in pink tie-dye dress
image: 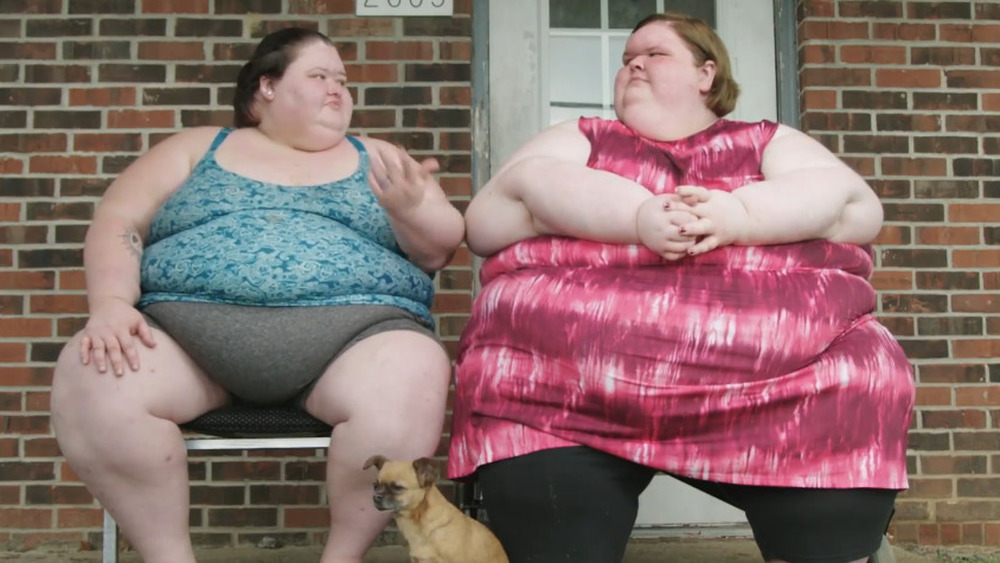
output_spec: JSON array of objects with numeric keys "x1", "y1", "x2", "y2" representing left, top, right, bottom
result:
[{"x1": 449, "y1": 12, "x2": 914, "y2": 563}]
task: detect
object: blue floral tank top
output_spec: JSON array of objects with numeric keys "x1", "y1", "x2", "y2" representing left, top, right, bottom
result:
[{"x1": 138, "y1": 128, "x2": 435, "y2": 327}]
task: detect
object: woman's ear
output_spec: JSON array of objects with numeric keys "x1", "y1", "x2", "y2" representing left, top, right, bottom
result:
[
  {"x1": 259, "y1": 77, "x2": 275, "y2": 100},
  {"x1": 697, "y1": 60, "x2": 717, "y2": 95}
]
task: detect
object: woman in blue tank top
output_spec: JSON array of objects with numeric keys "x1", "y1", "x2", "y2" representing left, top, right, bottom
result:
[{"x1": 50, "y1": 27, "x2": 464, "y2": 563}]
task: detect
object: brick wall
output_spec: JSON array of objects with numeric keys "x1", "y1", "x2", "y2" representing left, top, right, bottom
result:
[
  {"x1": 799, "y1": 0, "x2": 1000, "y2": 547},
  {"x1": 0, "y1": 0, "x2": 473, "y2": 552}
]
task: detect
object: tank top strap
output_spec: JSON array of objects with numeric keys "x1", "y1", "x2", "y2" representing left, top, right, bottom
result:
[
  {"x1": 345, "y1": 135, "x2": 369, "y2": 174},
  {"x1": 207, "y1": 127, "x2": 233, "y2": 153}
]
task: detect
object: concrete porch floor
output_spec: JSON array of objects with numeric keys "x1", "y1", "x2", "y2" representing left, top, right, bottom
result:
[{"x1": 0, "y1": 538, "x2": 939, "y2": 562}]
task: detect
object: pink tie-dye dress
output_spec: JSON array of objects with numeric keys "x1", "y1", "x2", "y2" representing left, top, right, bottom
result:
[{"x1": 448, "y1": 118, "x2": 914, "y2": 489}]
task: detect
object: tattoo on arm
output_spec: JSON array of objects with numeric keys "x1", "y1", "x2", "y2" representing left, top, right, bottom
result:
[{"x1": 119, "y1": 228, "x2": 143, "y2": 261}]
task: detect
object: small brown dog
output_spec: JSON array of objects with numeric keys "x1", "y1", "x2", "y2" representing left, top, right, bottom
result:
[{"x1": 363, "y1": 455, "x2": 509, "y2": 563}]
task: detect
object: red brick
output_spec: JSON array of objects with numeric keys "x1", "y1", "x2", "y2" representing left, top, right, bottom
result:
[
  {"x1": 0, "y1": 272, "x2": 54, "y2": 291},
  {"x1": 0, "y1": 509, "x2": 52, "y2": 528},
  {"x1": 873, "y1": 22, "x2": 935, "y2": 41},
  {"x1": 800, "y1": 44, "x2": 835, "y2": 64},
  {"x1": 23, "y1": 437, "x2": 60, "y2": 458},
  {"x1": 287, "y1": 0, "x2": 352, "y2": 14},
  {"x1": 0, "y1": 367, "x2": 51, "y2": 386},
  {"x1": 985, "y1": 93, "x2": 1000, "y2": 111},
  {"x1": 987, "y1": 523, "x2": 1000, "y2": 545},
  {"x1": 440, "y1": 86, "x2": 471, "y2": 106},
  {"x1": 802, "y1": 89, "x2": 837, "y2": 109},
  {"x1": 800, "y1": 0, "x2": 835, "y2": 17},
  {"x1": 881, "y1": 157, "x2": 947, "y2": 176},
  {"x1": 956, "y1": 387, "x2": 1000, "y2": 406},
  {"x1": 67, "y1": 87, "x2": 137, "y2": 107},
  {"x1": 138, "y1": 41, "x2": 206, "y2": 60},
  {"x1": 0, "y1": 203, "x2": 19, "y2": 222},
  {"x1": 440, "y1": 41, "x2": 471, "y2": 61},
  {"x1": 106, "y1": 109, "x2": 176, "y2": 129},
  {"x1": 953, "y1": 250, "x2": 1000, "y2": 268},
  {"x1": 74, "y1": 133, "x2": 143, "y2": 153},
  {"x1": 27, "y1": 155, "x2": 97, "y2": 175},
  {"x1": 344, "y1": 63, "x2": 398, "y2": 83},
  {"x1": 366, "y1": 41, "x2": 433, "y2": 60},
  {"x1": 916, "y1": 226, "x2": 981, "y2": 245},
  {"x1": 0, "y1": 158, "x2": 24, "y2": 174},
  {"x1": 876, "y1": 68, "x2": 943, "y2": 88},
  {"x1": 58, "y1": 270, "x2": 86, "y2": 291},
  {"x1": 953, "y1": 340, "x2": 1000, "y2": 359},
  {"x1": 915, "y1": 387, "x2": 952, "y2": 406},
  {"x1": 908, "y1": 478, "x2": 953, "y2": 498},
  {"x1": 55, "y1": 508, "x2": 102, "y2": 528},
  {"x1": 0, "y1": 438, "x2": 18, "y2": 458},
  {"x1": 141, "y1": 0, "x2": 209, "y2": 13},
  {"x1": 284, "y1": 507, "x2": 329, "y2": 528},
  {"x1": 963, "y1": 523, "x2": 985, "y2": 545},
  {"x1": 950, "y1": 204, "x2": 1000, "y2": 222},
  {"x1": 947, "y1": 70, "x2": 1000, "y2": 89},
  {"x1": 941, "y1": 523, "x2": 962, "y2": 545},
  {"x1": 0, "y1": 343, "x2": 26, "y2": 363},
  {"x1": 29, "y1": 294, "x2": 88, "y2": 314},
  {"x1": 841, "y1": 45, "x2": 906, "y2": 64},
  {"x1": 0, "y1": 319, "x2": 52, "y2": 338}
]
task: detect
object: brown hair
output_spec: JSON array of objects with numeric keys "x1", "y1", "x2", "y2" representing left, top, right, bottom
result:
[
  {"x1": 632, "y1": 13, "x2": 740, "y2": 117},
  {"x1": 232, "y1": 27, "x2": 335, "y2": 128}
]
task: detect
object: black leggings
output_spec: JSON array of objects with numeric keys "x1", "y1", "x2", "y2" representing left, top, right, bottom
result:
[{"x1": 478, "y1": 447, "x2": 899, "y2": 563}]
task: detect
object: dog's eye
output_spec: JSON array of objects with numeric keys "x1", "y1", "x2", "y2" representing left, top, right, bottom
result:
[{"x1": 389, "y1": 483, "x2": 405, "y2": 493}]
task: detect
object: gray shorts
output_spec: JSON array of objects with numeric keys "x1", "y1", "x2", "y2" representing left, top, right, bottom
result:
[{"x1": 141, "y1": 302, "x2": 437, "y2": 406}]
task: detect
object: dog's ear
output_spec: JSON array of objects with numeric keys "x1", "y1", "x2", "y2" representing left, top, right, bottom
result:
[
  {"x1": 412, "y1": 457, "x2": 439, "y2": 488},
  {"x1": 363, "y1": 454, "x2": 387, "y2": 471}
]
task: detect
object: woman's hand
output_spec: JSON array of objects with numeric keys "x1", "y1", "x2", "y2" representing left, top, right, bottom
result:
[
  {"x1": 671, "y1": 185, "x2": 751, "y2": 255},
  {"x1": 635, "y1": 195, "x2": 698, "y2": 260},
  {"x1": 367, "y1": 143, "x2": 441, "y2": 217},
  {"x1": 79, "y1": 297, "x2": 156, "y2": 375}
]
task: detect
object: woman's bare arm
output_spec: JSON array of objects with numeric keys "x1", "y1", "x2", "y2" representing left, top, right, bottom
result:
[
  {"x1": 732, "y1": 124, "x2": 883, "y2": 245},
  {"x1": 465, "y1": 120, "x2": 662, "y2": 256}
]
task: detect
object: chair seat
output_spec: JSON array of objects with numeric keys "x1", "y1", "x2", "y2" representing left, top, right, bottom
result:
[{"x1": 180, "y1": 403, "x2": 332, "y2": 438}]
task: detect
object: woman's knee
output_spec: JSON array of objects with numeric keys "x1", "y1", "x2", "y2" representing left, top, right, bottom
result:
[
  {"x1": 313, "y1": 331, "x2": 451, "y2": 449},
  {"x1": 51, "y1": 334, "x2": 102, "y2": 415}
]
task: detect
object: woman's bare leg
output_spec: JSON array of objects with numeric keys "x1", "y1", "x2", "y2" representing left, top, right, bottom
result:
[
  {"x1": 51, "y1": 329, "x2": 228, "y2": 563},
  {"x1": 304, "y1": 330, "x2": 451, "y2": 563}
]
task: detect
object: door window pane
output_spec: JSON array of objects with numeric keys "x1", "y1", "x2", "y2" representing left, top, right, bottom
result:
[
  {"x1": 663, "y1": 0, "x2": 716, "y2": 26},
  {"x1": 606, "y1": 34, "x2": 628, "y2": 91},
  {"x1": 550, "y1": 36, "x2": 604, "y2": 105},
  {"x1": 550, "y1": 0, "x2": 601, "y2": 28},
  {"x1": 609, "y1": 0, "x2": 658, "y2": 29}
]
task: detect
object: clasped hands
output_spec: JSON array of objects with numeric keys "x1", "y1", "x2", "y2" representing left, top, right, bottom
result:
[{"x1": 635, "y1": 185, "x2": 750, "y2": 260}]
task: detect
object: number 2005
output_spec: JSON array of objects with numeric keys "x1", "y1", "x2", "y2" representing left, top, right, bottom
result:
[{"x1": 356, "y1": 0, "x2": 453, "y2": 16}]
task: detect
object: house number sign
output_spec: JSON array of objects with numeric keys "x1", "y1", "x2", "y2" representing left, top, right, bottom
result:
[{"x1": 356, "y1": 0, "x2": 454, "y2": 16}]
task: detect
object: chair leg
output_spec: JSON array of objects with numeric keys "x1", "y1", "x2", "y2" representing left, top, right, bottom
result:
[{"x1": 102, "y1": 509, "x2": 118, "y2": 563}]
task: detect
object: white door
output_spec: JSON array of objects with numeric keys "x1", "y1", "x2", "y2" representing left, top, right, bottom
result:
[{"x1": 486, "y1": 0, "x2": 778, "y2": 532}]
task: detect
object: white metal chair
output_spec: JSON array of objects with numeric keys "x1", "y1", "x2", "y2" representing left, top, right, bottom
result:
[{"x1": 101, "y1": 403, "x2": 332, "y2": 563}]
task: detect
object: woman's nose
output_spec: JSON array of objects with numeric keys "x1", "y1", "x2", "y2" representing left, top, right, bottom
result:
[{"x1": 628, "y1": 56, "x2": 645, "y2": 70}]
